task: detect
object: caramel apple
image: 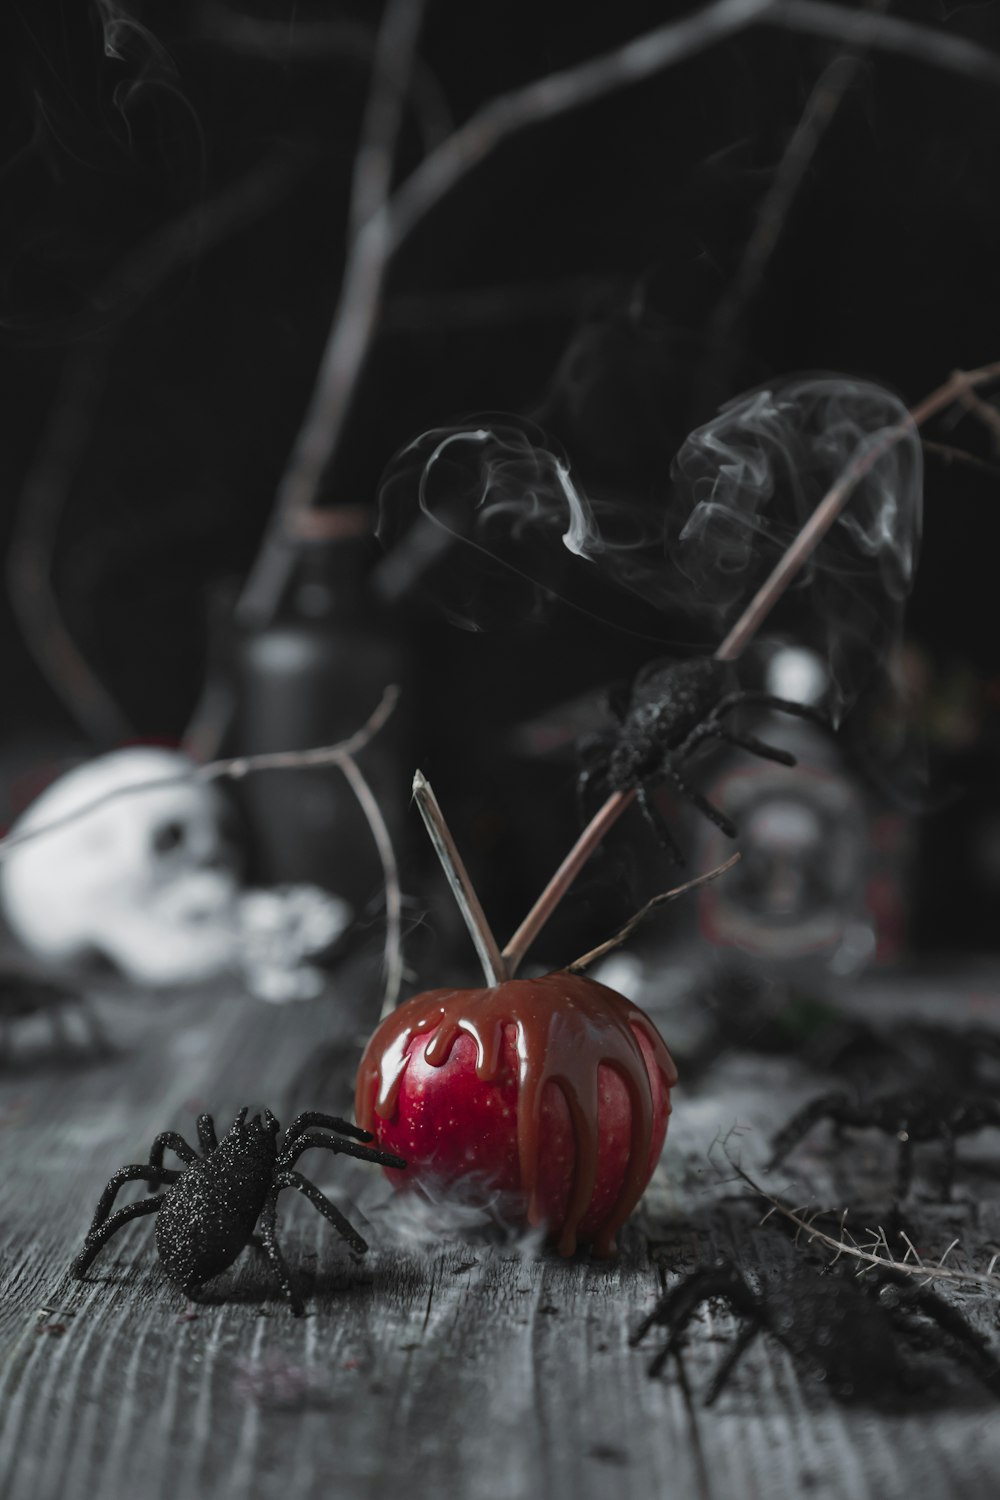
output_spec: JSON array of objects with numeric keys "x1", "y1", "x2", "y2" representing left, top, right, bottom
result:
[{"x1": 355, "y1": 970, "x2": 676, "y2": 1257}]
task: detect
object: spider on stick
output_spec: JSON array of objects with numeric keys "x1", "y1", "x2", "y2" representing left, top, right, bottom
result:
[{"x1": 577, "y1": 657, "x2": 825, "y2": 863}]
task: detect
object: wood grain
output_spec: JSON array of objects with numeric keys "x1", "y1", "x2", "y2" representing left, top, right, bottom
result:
[{"x1": 1, "y1": 961, "x2": 1000, "y2": 1500}]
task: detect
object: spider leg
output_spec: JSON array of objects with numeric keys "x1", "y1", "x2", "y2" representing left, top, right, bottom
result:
[
  {"x1": 196, "y1": 1114, "x2": 218, "y2": 1154},
  {"x1": 938, "y1": 1123, "x2": 956, "y2": 1203},
  {"x1": 148, "y1": 1132, "x2": 200, "y2": 1177},
  {"x1": 79, "y1": 995, "x2": 112, "y2": 1054},
  {"x1": 767, "y1": 1092, "x2": 855, "y2": 1169},
  {"x1": 672, "y1": 723, "x2": 717, "y2": 763},
  {"x1": 71, "y1": 1195, "x2": 164, "y2": 1278},
  {"x1": 635, "y1": 784, "x2": 687, "y2": 865},
  {"x1": 279, "y1": 1111, "x2": 378, "y2": 1156},
  {"x1": 713, "y1": 692, "x2": 830, "y2": 730},
  {"x1": 278, "y1": 1131, "x2": 406, "y2": 1173},
  {"x1": 86, "y1": 1164, "x2": 180, "y2": 1231},
  {"x1": 895, "y1": 1123, "x2": 916, "y2": 1204},
  {"x1": 886, "y1": 1280, "x2": 1000, "y2": 1395},
  {"x1": 712, "y1": 728, "x2": 797, "y2": 768},
  {"x1": 661, "y1": 762, "x2": 739, "y2": 839},
  {"x1": 631, "y1": 1263, "x2": 762, "y2": 1380},
  {"x1": 606, "y1": 680, "x2": 631, "y2": 723},
  {"x1": 704, "y1": 1319, "x2": 764, "y2": 1406},
  {"x1": 47, "y1": 1001, "x2": 73, "y2": 1052},
  {"x1": 258, "y1": 1185, "x2": 304, "y2": 1316},
  {"x1": 576, "y1": 732, "x2": 614, "y2": 821},
  {"x1": 276, "y1": 1169, "x2": 369, "y2": 1256}
]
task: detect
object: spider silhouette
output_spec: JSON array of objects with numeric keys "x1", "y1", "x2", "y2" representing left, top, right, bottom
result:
[
  {"x1": 631, "y1": 1257, "x2": 1000, "y2": 1404},
  {"x1": 0, "y1": 968, "x2": 107, "y2": 1064},
  {"x1": 578, "y1": 657, "x2": 823, "y2": 862},
  {"x1": 767, "y1": 1087, "x2": 1000, "y2": 1203},
  {"x1": 71, "y1": 1107, "x2": 406, "y2": 1313}
]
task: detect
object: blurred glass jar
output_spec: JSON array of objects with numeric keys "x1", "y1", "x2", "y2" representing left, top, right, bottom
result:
[
  {"x1": 695, "y1": 646, "x2": 909, "y2": 983},
  {"x1": 231, "y1": 508, "x2": 410, "y2": 914}
]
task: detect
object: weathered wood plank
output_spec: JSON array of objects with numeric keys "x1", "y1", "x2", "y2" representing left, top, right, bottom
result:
[{"x1": 1, "y1": 963, "x2": 1000, "y2": 1500}]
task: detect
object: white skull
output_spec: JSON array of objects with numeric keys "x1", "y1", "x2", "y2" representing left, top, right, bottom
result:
[{"x1": 0, "y1": 749, "x2": 242, "y2": 986}]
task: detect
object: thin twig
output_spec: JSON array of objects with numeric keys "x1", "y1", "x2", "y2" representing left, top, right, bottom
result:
[
  {"x1": 922, "y1": 440, "x2": 1000, "y2": 481},
  {"x1": 347, "y1": 0, "x2": 428, "y2": 244},
  {"x1": 703, "y1": 0, "x2": 884, "y2": 400},
  {"x1": 411, "y1": 770, "x2": 507, "y2": 987},
  {"x1": 338, "y1": 753, "x2": 403, "y2": 1015},
  {"x1": 955, "y1": 385, "x2": 1000, "y2": 447},
  {"x1": 503, "y1": 359, "x2": 1000, "y2": 969},
  {"x1": 567, "y1": 854, "x2": 740, "y2": 972},
  {"x1": 730, "y1": 1153, "x2": 1000, "y2": 1293},
  {"x1": 0, "y1": 687, "x2": 400, "y2": 856}
]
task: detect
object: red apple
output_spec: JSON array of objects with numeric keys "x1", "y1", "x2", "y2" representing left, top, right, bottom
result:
[{"x1": 355, "y1": 970, "x2": 677, "y2": 1257}]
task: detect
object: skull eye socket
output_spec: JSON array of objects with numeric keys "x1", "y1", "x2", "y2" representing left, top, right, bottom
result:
[{"x1": 152, "y1": 819, "x2": 186, "y2": 855}]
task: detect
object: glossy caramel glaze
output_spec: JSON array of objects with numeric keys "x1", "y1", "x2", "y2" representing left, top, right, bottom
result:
[{"x1": 355, "y1": 972, "x2": 677, "y2": 1256}]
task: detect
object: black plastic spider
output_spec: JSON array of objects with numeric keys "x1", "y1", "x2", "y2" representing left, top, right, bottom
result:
[
  {"x1": 631, "y1": 1257, "x2": 1000, "y2": 1404},
  {"x1": 768, "y1": 1087, "x2": 1000, "y2": 1202},
  {"x1": 71, "y1": 1107, "x2": 406, "y2": 1314},
  {"x1": 578, "y1": 657, "x2": 822, "y2": 861},
  {"x1": 0, "y1": 968, "x2": 107, "y2": 1064}
]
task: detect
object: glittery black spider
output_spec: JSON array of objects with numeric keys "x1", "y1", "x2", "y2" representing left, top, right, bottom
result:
[
  {"x1": 0, "y1": 969, "x2": 107, "y2": 1064},
  {"x1": 768, "y1": 1088, "x2": 1000, "y2": 1203},
  {"x1": 631, "y1": 1258, "x2": 1000, "y2": 1404},
  {"x1": 71, "y1": 1108, "x2": 406, "y2": 1314},
  {"x1": 577, "y1": 657, "x2": 822, "y2": 862}
]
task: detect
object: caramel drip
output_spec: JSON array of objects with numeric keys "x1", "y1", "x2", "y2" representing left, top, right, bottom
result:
[{"x1": 355, "y1": 972, "x2": 677, "y2": 1257}]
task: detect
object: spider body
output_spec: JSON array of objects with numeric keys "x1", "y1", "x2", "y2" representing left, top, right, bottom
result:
[
  {"x1": 71, "y1": 1108, "x2": 406, "y2": 1314},
  {"x1": 768, "y1": 1088, "x2": 1000, "y2": 1202},
  {"x1": 579, "y1": 657, "x2": 819, "y2": 861},
  {"x1": 631, "y1": 1258, "x2": 999, "y2": 1404}
]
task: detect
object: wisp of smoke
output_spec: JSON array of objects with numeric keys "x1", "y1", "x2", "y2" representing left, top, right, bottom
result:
[
  {"x1": 92, "y1": 1, "x2": 201, "y2": 150},
  {"x1": 376, "y1": 375, "x2": 921, "y2": 721},
  {"x1": 355, "y1": 1167, "x2": 547, "y2": 1259},
  {"x1": 374, "y1": 414, "x2": 667, "y2": 638},
  {"x1": 671, "y1": 374, "x2": 922, "y2": 720}
]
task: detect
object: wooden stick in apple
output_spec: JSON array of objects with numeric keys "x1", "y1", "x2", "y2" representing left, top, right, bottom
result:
[{"x1": 357, "y1": 760, "x2": 739, "y2": 1256}]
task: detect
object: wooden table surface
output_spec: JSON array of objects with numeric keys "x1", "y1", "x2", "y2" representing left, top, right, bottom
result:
[{"x1": 2, "y1": 954, "x2": 1000, "y2": 1500}]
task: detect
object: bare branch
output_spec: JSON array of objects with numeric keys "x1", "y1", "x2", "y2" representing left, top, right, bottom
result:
[
  {"x1": 338, "y1": 753, "x2": 403, "y2": 1016},
  {"x1": 771, "y1": 0, "x2": 1000, "y2": 85},
  {"x1": 411, "y1": 770, "x2": 507, "y2": 987},
  {"x1": 235, "y1": 0, "x2": 427, "y2": 629},
  {"x1": 387, "y1": 0, "x2": 1000, "y2": 257},
  {"x1": 7, "y1": 152, "x2": 306, "y2": 747},
  {"x1": 0, "y1": 687, "x2": 400, "y2": 856},
  {"x1": 567, "y1": 854, "x2": 740, "y2": 972},
  {"x1": 702, "y1": 4, "x2": 882, "y2": 399},
  {"x1": 235, "y1": 0, "x2": 1000, "y2": 630}
]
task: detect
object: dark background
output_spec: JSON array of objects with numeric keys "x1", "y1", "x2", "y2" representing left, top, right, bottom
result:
[{"x1": 2, "y1": 0, "x2": 1000, "y2": 950}]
